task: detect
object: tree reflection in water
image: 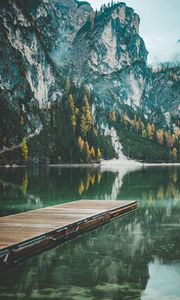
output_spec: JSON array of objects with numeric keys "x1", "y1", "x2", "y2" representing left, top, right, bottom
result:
[{"x1": 0, "y1": 166, "x2": 180, "y2": 299}]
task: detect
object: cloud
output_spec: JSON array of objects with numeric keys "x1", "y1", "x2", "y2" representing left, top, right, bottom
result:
[{"x1": 146, "y1": 36, "x2": 180, "y2": 65}]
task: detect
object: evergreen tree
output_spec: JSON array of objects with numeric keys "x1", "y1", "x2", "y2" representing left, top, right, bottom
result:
[{"x1": 85, "y1": 141, "x2": 90, "y2": 160}]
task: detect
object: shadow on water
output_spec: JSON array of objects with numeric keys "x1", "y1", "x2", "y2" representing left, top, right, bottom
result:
[{"x1": 0, "y1": 166, "x2": 180, "y2": 299}]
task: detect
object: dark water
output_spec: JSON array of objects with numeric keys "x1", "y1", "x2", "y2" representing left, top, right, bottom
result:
[{"x1": 0, "y1": 166, "x2": 180, "y2": 300}]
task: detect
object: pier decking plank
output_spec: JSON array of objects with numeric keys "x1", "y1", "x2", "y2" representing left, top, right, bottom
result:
[{"x1": 0, "y1": 200, "x2": 137, "y2": 267}]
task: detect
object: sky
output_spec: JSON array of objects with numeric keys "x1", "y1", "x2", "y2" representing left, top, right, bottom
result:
[{"x1": 87, "y1": 0, "x2": 180, "y2": 65}]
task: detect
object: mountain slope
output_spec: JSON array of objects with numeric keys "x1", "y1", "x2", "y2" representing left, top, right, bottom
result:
[
  {"x1": 0, "y1": 0, "x2": 92, "y2": 146},
  {"x1": 0, "y1": 0, "x2": 179, "y2": 164},
  {"x1": 143, "y1": 65, "x2": 180, "y2": 128},
  {"x1": 70, "y1": 3, "x2": 148, "y2": 116}
]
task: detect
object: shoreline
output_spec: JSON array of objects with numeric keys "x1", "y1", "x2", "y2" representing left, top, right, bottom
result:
[
  {"x1": 100, "y1": 159, "x2": 180, "y2": 168},
  {"x1": 0, "y1": 160, "x2": 180, "y2": 168}
]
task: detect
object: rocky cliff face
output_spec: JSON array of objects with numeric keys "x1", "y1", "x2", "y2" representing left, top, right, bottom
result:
[
  {"x1": 69, "y1": 3, "x2": 148, "y2": 118},
  {"x1": 0, "y1": 0, "x2": 92, "y2": 145},
  {"x1": 142, "y1": 66, "x2": 180, "y2": 129},
  {"x1": 0, "y1": 0, "x2": 179, "y2": 162}
]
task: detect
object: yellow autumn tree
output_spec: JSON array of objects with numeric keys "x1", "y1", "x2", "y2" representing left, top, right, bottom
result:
[
  {"x1": 151, "y1": 123, "x2": 155, "y2": 134},
  {"x1": 68, "y1": 94, "x2": 79, "y2": 131},
  {"x1": 172, "y1": 134, "x2": 176, "y2": 145},
  {"x1": 156, "y1": 129, "x2": 164, "y2": 145},
  {"x1": 142, "y1": 129, "x2": 147, "y2": 139},
  {"x1": 147, "y1": 123, "x2": 154, "y2": 140},
  {"x1": 90, "y1": 174, "x2": 96, "y2": 185},
  {"x1": 165, "y1": 132, "x2": 174, "y2": 148},
  {"x1": 22, "y1": 138, "x2": 28, "y2": 162},
  {"x1": 22, "y1": 171, "x2": 28, "y2": 195},
  {"x1": 86, "y1": 111, "x2": 93, "y2": 125},
  {"x1": 97, "y1": 148, "x2": 101, "y2": 160},
  {"x1": 135, "y1": 121, "x2": 140, "y2": 132},
  {"x1": 67, "y1": 94, "x2": 74, "y2": 109},
  {"x1": 110, "y1": 110, "x2": 116, "y2": 122},
  {"x1": 130, "y1": 119, "x2": 135, "y2": 129},
  {"x1": 90, "y1": 146, "x2": 96, "y2": 159},
  {"x1": 79, "y1": 181, "x2": 85, "y2": 195},
  {"x1": 83, "y1": 94, "x2": 90, "y2": 112},
  {"x1": 172, "y1": 147, "x2": 177, "y2": 159},
  {"x1": 80, "y1": 114, "x2": 88, "y2": 136},
  {"x1": 97, "y1": 173, "x2": 101, "y2": 184},
  {"x1": 80, "y1": 94, "x2": 94, "y2": 136},
  {"x1": 78, "y1": 136, "x2": 85, "y2": 151}
]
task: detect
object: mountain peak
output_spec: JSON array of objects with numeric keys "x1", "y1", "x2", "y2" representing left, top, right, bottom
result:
[
  {"x1": 76, "y1": 1, "x2": 92, "y2": 8},
  {"x1": 71, "y1": 1, "x2": 146, "y2": 82},
  {"x1": 0, "y1": 0, "x2": 179, "y2": 164},
  {"x1": 83, "y1": 2, "x2": 140, "y2": 36}
]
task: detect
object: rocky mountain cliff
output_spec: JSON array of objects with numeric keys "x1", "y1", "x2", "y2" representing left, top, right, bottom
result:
[
  {"x1": 143, "y1": 65, "x2": 180, "y2": 129},
  {"x1": 70, "y1": 3, "x2": 148, "y2": 116},
  {"x1": 0, "y1": 0, "x2": 92, "y2": 145},
  {"x1": 0, "y1": 0, "x2": 179, "y2": 163}
]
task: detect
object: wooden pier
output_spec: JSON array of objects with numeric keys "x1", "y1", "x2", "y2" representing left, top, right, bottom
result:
[{"x1": 0, "y1": 200, "x2": 137, "y2": 268}]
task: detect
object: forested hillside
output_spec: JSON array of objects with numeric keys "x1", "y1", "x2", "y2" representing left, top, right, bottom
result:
[{"x1": 0, "y1": 0, "x2": 179, "y2": 164}]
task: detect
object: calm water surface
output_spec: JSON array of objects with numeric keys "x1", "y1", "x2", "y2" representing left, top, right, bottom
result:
[{"x1": 0, "y1": 165, "x2": 180, "y2": 300}]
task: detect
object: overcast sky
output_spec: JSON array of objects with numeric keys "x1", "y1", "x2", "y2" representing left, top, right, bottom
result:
[{"x1": 87, "y1": 0, "x2": 180, "y2": 65}]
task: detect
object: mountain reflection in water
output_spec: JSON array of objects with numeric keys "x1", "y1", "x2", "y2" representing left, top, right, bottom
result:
[{"x1": 0, "y1": 166, "x2": 180, "y2": 300}]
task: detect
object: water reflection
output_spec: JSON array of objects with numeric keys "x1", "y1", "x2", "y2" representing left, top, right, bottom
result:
[
  {"x1": 0, "y1": 167, "x2": 117, "y2": 216},
  {"x1": 0, "y1": 166, "x2": 180, "y2": 216},
  {"x1": 119, "y1": 167, "x2": 180, "y2": 203},
  {"x1": 0, "y1": 166, "x2": 180, "y2": 299},
  {"x1": 0, "y1": 200, "x2": 180, "y2": 299}
]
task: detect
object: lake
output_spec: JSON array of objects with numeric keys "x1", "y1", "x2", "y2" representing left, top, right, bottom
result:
[{"x1": 0, "y1": 165, "x2": 180, "y2": 300}]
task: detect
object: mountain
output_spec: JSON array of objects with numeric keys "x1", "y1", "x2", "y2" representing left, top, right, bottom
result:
[
  {"x1": 70, "y1": 3, "x2": 148, "y2": 120},
  {"x1": 0, "y1": 0, "x2": 92, "y2": 144},
  {"x1": 0, "y1": 0, "x2": 179, "y2": 164},
  {"x1": 143, "y1": 65, "x2": 180, "y2": 127}
]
